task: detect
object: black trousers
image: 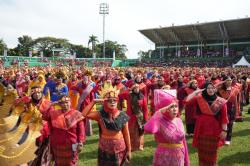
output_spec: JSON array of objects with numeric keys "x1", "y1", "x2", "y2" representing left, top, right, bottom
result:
[
  {"x1": 226, "y1": 122, "x2": 234, "y2": 141},
  {"x1": 186, "y1": 123, "x2": 195, "y2": 134}
]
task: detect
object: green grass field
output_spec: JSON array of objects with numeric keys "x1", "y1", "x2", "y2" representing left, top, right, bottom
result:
[{"x1": 78, "y1": 109, "x2": 250, "y2": 166}]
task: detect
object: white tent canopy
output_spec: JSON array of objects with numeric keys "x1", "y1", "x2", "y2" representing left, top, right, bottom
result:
[{"x1": 233, "y1": 56, "x2": 250, "y2": 67}]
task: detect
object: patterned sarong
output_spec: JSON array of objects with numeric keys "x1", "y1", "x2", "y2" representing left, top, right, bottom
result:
[
  {"x1": 197, "y1": 135, "x2": 218, "y2": 166},
  {"x1": 98, "y1": 138, "x2": 127, "y2": 166},
  {"x1": 129, "y1": 121, "x2": 144, "y2": 151},
  {"x1": 51, "y1": 145, "x2": 78, "y2": 166}
]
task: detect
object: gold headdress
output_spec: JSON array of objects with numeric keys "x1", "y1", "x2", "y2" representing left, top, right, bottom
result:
[
  {"x1": 99, "y1": 81, "x2": 119, "y2": 99},
  {"x1": 118, "y1": 70, "x2": 125, "y2": 76},
  {"x1": 30, "y1": 86, "x2": 42, "y2": 95},
  {"x1": 37, "y1": 70, "x2": 44, "y2": 76},
  {"x1": 84, "y1": 70, "x2": 93, "y2": 77},
  {"x1": 59, "y1": 96, "x2": 70, "y2": 103},
  {"x1": 55, "y1": 71, "x2": 65, "y2": 79},
  {"x1": 137, "y1": 69, "x2": 143, "y2": 75}
]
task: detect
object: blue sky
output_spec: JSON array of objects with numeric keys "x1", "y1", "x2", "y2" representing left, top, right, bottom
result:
[{"x1": 0, "y1": 0, "x2": 249, "y2": 58}]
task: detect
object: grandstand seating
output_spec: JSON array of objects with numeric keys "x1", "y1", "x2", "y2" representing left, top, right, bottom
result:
[{"x1": 139, "y1": 17, "x2": 250, "y2": 64}]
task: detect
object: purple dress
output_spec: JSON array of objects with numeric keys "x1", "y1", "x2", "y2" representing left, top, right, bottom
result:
[{"x1": 144, "y1": 111, "x2": 190, "y2": 166}]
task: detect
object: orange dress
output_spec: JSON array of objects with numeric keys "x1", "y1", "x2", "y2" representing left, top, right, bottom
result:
[{"x1": 86, "y1": 109, "x2": 131, "y2": 166}]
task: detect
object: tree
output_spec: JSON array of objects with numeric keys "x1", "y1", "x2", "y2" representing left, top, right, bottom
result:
[
  {"x1": 138, "y1": 50, "x2": 150, "y2": 59},
  {"x1": 8, "y1": 48, "x2": 19, "y2": 56},
  {"x1": 4, "y1": 35, "x2": 128, "y2": 59},
  {"x1": 115, "y1": 44, "x2": 128, "y2": 59},
  {"x1": 16, "y1": 35, "x2": 33, "y2": 56},
  {"x1": 97, "y1": 40, "x2": 127, "y2": 59},
  {"x1": 70, "y1": 44, "x2": 92, "y2": 58},
  {"x1": 33, "y1": 37, "x2": 71, "y2": 57},
  {"x1": 0, "y1": 39, "x2": 7, "y2": 56},
  {"x1": 88, "y1": 35, "x2": 99, "y2": 58}
]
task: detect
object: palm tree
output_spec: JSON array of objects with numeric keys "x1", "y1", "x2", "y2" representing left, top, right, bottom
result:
[{"x1": 88, "y1": 35, "x2": 99, "y2": 58}]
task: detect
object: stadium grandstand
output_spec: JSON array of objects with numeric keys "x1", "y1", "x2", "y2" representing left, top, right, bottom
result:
[{"x1": 139, "y1": 17, "x2": 250, "y2": 67}]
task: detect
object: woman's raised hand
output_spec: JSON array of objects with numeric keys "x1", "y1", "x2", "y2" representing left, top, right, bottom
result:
[{"x1": 159, "y1": 103, "x2": 175, "y2": 113}]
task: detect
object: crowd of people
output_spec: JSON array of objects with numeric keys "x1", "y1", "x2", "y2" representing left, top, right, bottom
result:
[
  {"x1": 39, "y1": 58, "x2": 88, "y2": 66},
  {"x1": 0, "y1": 57, "x2": 113, "y2": 68},
  {"x1": 179, "y1": 48, "x2": 237, "y2": 57},
  {"x1": 0, "y1": 64, "x2": 249, "y2": 166},
  {"x1": 137, "y1": 56, "x2": 243, "y2": 67},
  {"x1": 93, "y1": 60, "x2": 113, "y2": 67}
]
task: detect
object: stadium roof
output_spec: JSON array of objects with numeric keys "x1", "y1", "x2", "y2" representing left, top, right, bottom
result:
[{"x1": 139, "y1": 18, "x2": 250, "y2": 45}]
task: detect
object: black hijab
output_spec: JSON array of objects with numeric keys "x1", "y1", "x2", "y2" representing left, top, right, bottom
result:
[{"x1": 202, "y1": 82, "x2": 217, "y2": 104}]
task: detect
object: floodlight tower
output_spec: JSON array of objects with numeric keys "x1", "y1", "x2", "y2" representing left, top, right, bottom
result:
[{"x1": 99, "y1": 3, "x2": 109, "y2": 59}]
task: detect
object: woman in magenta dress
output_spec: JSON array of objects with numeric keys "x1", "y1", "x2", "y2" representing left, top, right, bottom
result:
[{"x1": 144, "y1": 89, "x2": 190, "y2": 166}]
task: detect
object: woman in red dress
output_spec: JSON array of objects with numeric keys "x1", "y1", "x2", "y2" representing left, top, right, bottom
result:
[
  {"x1": 118, "y1": 84, "x2": 148, "y2": 151},
  {"x1": 186, "y1": 82, "x2": 228, "y2": 166}
]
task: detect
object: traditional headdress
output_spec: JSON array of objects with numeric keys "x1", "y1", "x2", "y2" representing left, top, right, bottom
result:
[
  {"x1": 30, "y1": 86, "x2": 42, "y2": 95},
  {"x1": 59, "y1": 95, "x2": 70, "y2": 103},
  {"x1": 154, "y1": 89, "x2": 177, "y2": 112},
  {"x1": 136, "y1": 69, "x2": 143, "y2": 75},
  {"x1": 84, "y1": 70, "x2": 93, "y2": 77},
  {"x1": 55, "y1": 71, "x2": 65, "y2": 79},
  {"x1": 118, "y1": 70, "x2": 125, "y2": 75},
  {"x1": 38, "y1": 70, "x2": 45, "y2": 76},
  {"x1": 99, "y1": 81, "x2": 119, "y2": 100}
]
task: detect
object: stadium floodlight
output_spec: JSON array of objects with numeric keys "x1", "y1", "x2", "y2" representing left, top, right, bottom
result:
[{"x1": 99, "y1": 3, "x2": 109, "y2": 59}]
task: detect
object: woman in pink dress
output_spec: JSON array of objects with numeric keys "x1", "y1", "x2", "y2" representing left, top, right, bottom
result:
[{"x1": 144, "y1": 90, "x2": 190, "y2": 166}]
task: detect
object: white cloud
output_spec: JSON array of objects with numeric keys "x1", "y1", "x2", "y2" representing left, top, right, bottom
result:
[{"x1": 0, "y1": 0, "x2": 249, "y2": 58}]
